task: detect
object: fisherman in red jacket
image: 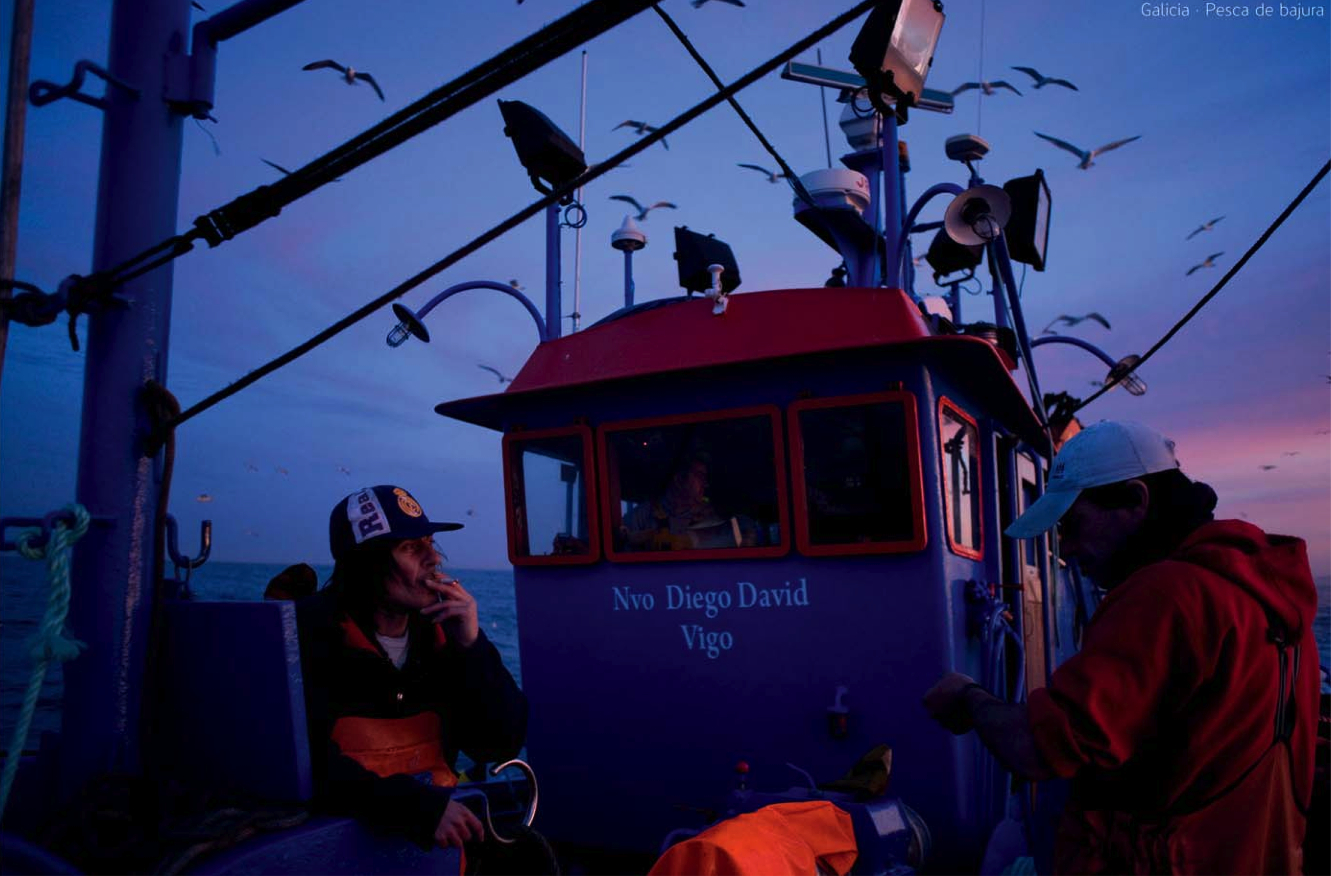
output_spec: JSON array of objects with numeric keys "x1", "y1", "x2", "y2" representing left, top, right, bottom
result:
[
  {"x1": 924, "y1": 420, "x2": 1320, "y2": 874},
  {"x1": 298, "y1": 484, "x2": 527, "y2": 851}
]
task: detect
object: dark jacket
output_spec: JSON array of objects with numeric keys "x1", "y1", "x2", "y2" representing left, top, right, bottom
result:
[
  {"x1": 1028, "y1": 520, "x2": 1320, "y2": 874},
  {"x1": 296, "y1": 587, "x2": 528, "y2": 847}
]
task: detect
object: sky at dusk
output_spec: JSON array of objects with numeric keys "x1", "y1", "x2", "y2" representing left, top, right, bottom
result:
[{"x1": 2, "y1": 0, "x2": 1328, "y2": 573}]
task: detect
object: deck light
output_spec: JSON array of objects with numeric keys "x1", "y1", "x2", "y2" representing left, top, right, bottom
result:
[
  {"x1": 924, "y1": 228, "x2": 982, "y2": 278},
  {"x1": 943, "y1": 184, "x2": 1011, "y2": 246},
  {"x1": 849, "y1": 0, "x2": 945, "y2": 120},
  {"x1": 497, "y1": 99, "x2": 587, "y2": 199},
  {"x1": 1106, "y1": 354, "x2": 1148, "y2": 396},
  {"x1": 674, "y1": 227, "x2": 741, "y2": 296},
  {"x1": 386, "y1": 302, "x2": 430, "y2": 347},
  {"x1": 1003, "y1": 169, "x2": 1052, "y2": 271}
]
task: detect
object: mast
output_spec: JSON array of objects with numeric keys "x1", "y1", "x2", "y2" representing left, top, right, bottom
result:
[
  {"x1": 0, "y1": 0, "x2": 36, "y2": 387},
  {"x1": 61, "y1": 0, "x2": 189, "y2": 795}
]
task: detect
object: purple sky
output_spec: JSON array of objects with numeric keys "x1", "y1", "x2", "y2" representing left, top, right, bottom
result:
[{"x1": 2, "y1": 1, "x2": 1328, "y2": 573}]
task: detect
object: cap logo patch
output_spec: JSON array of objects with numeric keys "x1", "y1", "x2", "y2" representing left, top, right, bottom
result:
[
  {"x1": 350, "y1": 488, "x2": 390, "y2": 543},
  {"x1": 1052, "y1": 461, "x2": 1065, "y2": 478},
  {"x1": 394, "y1": 487, "x2": 423, "y2": 518}
]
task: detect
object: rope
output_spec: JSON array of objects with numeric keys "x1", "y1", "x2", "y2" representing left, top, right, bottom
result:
[
  {"x1": 1071, "y1": 158, "x2": 1329, "y2": 415},
  {"x1": 651, "y1": 4, "x2": 817, "y2": 211},
  {"x1": 163, "y1": 0, "x2": 878, "y2": 434},
  {"x1": 0, "y1": 503, "x2": 90, "y2": 824}
]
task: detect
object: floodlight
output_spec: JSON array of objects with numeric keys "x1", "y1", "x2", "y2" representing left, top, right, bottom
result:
[
  {"x1": 1003, "y1": 169, "x2": 1052, "y2": 271},
  {"x1": 674, "y1": 227, "x2": 741, "y2": 295},
  {"x1": 1106, "y1": 354, "x2": 1147, "y2": 396},
  {"x1": 497, "y1": 99, "x2": 587, "y2": 199},
  {"x1": 924, "y1": 228, "x2": 982, "y2": 277},
  {"x1": 849, "y1": 0, "x2": 946, "y2": 119}
]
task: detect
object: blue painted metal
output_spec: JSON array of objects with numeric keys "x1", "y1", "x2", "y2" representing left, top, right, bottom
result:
[
  {"x1": 897, "y1": 182, "x2": 964, "y2": 288},
  {"x1": 187, "y1": 0, "x2": 308, "y2": 119},
  {"x1": 61, "y1": 0, "x2": 189, "y2": 800},
  {"x1": 544, "y1": 203, "x2": 562, "y2": 340},
  {"x1": 157, "y1": 601, "x2": 313, "y2": 801},
  {"x1": 28, "y1": 60, "x2": 139, "y2": 110},
  {"x1": 623, "y1": 249, "x2": 635, "y2": 308},
  {"x1": 409, "y1": 280, "x2": 548, "y2": 344},
  {"x1": 992, "y1": 233, "x2": 1049, "y2": 431},
  {"x1": 1030, "y1": 333, "x2": 1119, "y2": 368},
  {"x1": 879, "y1": 113, "x2": 902, "y2": 289}
]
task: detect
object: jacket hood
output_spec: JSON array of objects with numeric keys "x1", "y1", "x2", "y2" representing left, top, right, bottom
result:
[{"x1": 1173, "y1": 519, "x2": 1318, "y2": 636}]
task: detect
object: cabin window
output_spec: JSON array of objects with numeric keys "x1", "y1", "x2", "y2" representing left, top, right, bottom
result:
[
  {"x1": 599, "y1": 406, "x2": 789, "y2": 562},
  {"x1": 939, "y1": 399, "x2": 983, "y2": 559},
  {"x1": 504, "y1": 426, "x2": 599, "y2": 565},
  {"x1": 789, "y1": 391, "x2": 927, "y2": 555}
]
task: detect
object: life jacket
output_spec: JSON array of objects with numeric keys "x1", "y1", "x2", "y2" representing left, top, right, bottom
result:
[{"x1": 648, "y1": 801, "x2": 858, "y2": 876}]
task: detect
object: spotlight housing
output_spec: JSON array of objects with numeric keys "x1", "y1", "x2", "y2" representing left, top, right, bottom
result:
[{"x1": 498, "y1": 99, "x2": 587, "y2": 200}]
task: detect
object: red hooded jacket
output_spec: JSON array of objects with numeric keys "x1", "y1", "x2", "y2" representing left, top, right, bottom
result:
[{"x1": 1027, "y1": 520, "x2": 1320, "y2": 874}]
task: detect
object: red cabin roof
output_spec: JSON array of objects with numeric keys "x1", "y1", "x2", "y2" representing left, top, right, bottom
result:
[{"x1": 437, "y1": 287, "x2": 1044, "y2": 446}]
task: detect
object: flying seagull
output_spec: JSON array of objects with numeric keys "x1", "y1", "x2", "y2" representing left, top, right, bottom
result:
[
  {"x1": 244, "y1": 461, "x2": 259, "y2": 473},
  {"x1": 1011, "y1": 66, "x2": 1078, "y2": 91},
  {"x1": 613, "y1": 120, "x2": 669, "y2": 150},
  {"x1": 1259, "y1": 464, "x2": 1277, "y2": 471},
  {"x1": 610, "y1": 195, "x2": 677, "y2": 221},
  {"x1": 196, "y1": 493, "x2": 213, "y2": 503},
  {"x1": 275, "y1": 466, "x2": 289, "y2": 476},
  {"x1": 1034, "y1": 131, "x2": 1140, "y2": 169},
  {"x1": 1041, "y1": 312, "x2": 1112, "y2": 334},
  {"x1": 336, "y1": 465, "x2": 351, "y2": 476},
  {"x1": 478, "y1": 364, "x2": 512, "y2": 384},
  {"x1": 692, "y1": 0, "x2": 745, "y2": 7},
  {"x1": 1186, "y1": 216, "x2": 1225, "y2": 239},
  {"x1": 1185, "y1": 252, "x2": 1224, "y2": 276},
  {"x1": 302, "y1": 60, "x2": 385, "y2": 101},
  {"x1": 737, "y1": 163, "x2": 791, "y2": 183},
  {"x1": 950, "y1": 80, "x2": 1022, "y2": 97},
  {"x1": 1281, "y1": 451, "x2": 1301, "y2": 457}
]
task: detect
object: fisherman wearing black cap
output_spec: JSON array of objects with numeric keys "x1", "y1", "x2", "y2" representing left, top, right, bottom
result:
[{"x1": 297, "y1": 485, "x2": 527, "y2": 851}]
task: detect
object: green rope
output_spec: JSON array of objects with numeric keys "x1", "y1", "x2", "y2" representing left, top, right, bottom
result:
[{"x1": 0, "y1": 504, "x2": 90, "y2": 824}]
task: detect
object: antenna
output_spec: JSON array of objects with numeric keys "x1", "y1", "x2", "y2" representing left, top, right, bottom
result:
[
  {"x1": 572, "y1": 51, "x2": 588, "y2": 333},
  {"x1": 817, "y1": 48, "x2": 832, "y2": 168}
]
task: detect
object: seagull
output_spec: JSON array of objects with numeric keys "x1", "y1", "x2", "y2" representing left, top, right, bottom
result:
[
  {"x1": 1041, "y1": 312, "x2": 1112, "y2": 334},
  {"x1": 692, "y1": 0, "x2": 746, "y2": 7},
  {"x1": 478, "y1": 364, "x2": 512, "y2": 384},
  {"x1": 951, "y1": 80, "x2": 1022, "y2": 97},
  {"x1": 1281, "y1": 451, "x2": 1301, "y2": 457},
  {"x1": 508, "y1": 279, "x2": 524, "y2": 291},
  {"x1": 1011, "y1": 66, "x2": 1078, "y2": 91},
  {"x1": 196, "y1": 493, "x2": 213, "y2": 503},
  {"x1": 1185, "y1": 252, "x2": 1224, "y2": 276},
  {"x1": 737, "y1": 163, "x2": 791, "y2": 183},
  {"x1": 336, "y1": 465, "x2": 351, "y2": 476},
  {"x1": 244, "y1": 527, "x2": 260, "y2": 538},
  {"x1": 302, "y1": 60, "x2": 385, "y2": 101},
  {"x1": 610, "y1": 195, "x2": 677, "y2": 221},
  {"x1": 466, "y1": 507, "x2": 477, "y2": 517},
  {"x1": 1259, "y1": 465, "x2": 1277, "y2": 471},
  {"x1": 1034, "y1": 131, "x2": 1140, "y2": 169},
  {"x1": 1186, "y1": 216, "x2": 1225, "y2": 239},
  {"x1": 613, "y1": 120, "x2": 669, "y2": 150},
  {"x1": 275, "y1": 466, "x2": 289, "y2": 476},
  {"x1": 244, "y1": 461, "x2": 259, "y2": 473}
]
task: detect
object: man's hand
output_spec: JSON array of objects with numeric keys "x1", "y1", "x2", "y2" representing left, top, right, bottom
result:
[
  {"x1": 421, "y1": 575, "x2": 480, "y2": 648},
  {"x1": 923, "y1": 672, "x2": 980, "y2": 735},
  {"x1": 433, "y1": 799, "x2": 484, "y2": 848}
]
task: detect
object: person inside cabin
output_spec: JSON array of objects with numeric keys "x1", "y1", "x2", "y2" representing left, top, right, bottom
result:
[
  {"x1": 922, "y1": 420, "x2": 1320, "y2": 874},
  {"x1": 621, "y1": 451, "x2": 756, "y2": 551},
  {"x1": 296, "y1": 484, "x2": 527, "y2": 852}
]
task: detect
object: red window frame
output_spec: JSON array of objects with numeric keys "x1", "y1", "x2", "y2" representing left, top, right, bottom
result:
[
  {"x1": 938, "y1": 397, "x2": 984, "y2": 560},
  {"x1": 502, "y1": 425, "x2": 601, "y2": 566},
  {"x1": 597, "y1": 405, "x2": 790, "y2": 563},
  {"x1": 788, "y1": 390, "x2": 927, "y2": 556}
]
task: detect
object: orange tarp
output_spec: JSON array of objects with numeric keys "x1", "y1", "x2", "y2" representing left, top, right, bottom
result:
[{"x1": 649, "y1": 801, "x2": 858, "y2": 876}]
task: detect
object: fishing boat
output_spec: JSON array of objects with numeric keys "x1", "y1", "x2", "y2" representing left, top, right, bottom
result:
[{"x1": 1, "y1": 0, "x2": 1327, "y2": 873}]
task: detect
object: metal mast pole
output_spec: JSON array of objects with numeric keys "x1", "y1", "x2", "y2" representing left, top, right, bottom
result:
[
  {"x1": 62, "y1": 0, "x2": 189, "y2": 795},
  {"x1": 0, "y1": 0, "x2": 36, "y2": 387},
  {"x1": 571, "y1": 50, "x2": 587, "y2": 333}
]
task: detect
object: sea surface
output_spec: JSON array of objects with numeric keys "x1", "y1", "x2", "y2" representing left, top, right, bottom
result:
[{"x1": 2, "y1": 557, "x2": 1329, "y2": 745}]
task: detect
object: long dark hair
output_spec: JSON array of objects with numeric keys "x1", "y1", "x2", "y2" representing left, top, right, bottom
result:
[
  {"x1": 1079, "y1": 468, "x2": 1218, "y2": 583},
  {"x1": 326, "y1": 541, "x2": 399, "y2": 626}
]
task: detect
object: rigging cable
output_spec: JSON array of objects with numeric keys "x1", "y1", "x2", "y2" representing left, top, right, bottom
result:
[
  {"x1": 651, "y1": 3, "x2": 818, "y2": 211},
  {"x1": 162, "y1": 0, "x2": 880, "y2": 434},
  {"x1": 58, "y1": 0, "x2": 663, "y2": 307},
  {"x1": 1071, "y1": 158, "x2": 1329, "y2": 415}
]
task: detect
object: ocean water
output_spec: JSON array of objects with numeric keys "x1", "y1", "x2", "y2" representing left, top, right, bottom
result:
[
  {"x1": 0, "y1": 558, "x2": 520, "y2": 745},
  {"x1": 2, "y1": 557, "x2": 1328, "y2": 745}
]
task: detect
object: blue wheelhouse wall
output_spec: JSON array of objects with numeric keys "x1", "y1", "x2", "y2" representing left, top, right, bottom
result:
[{"x1": 493, "y1": 345, "x2": 1073, "y2": 869}]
